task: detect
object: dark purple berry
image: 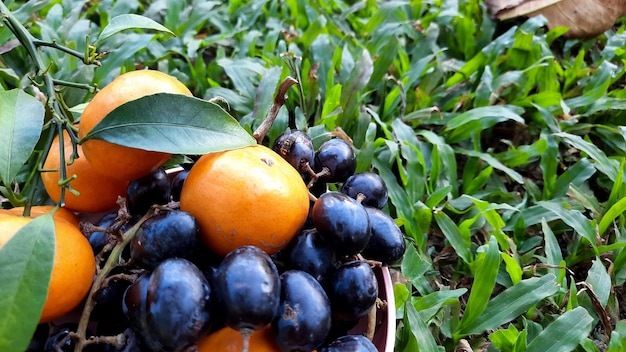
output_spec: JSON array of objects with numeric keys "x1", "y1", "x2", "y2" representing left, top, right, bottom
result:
[
  {"x1": 272, "y1": 270, "x2": 332, "y2": 351},
  {"x1": 361, "y1": 207, "x2": 406, "y2": 265},
  {"x1": 341, "y1": 172, "x2": 388, "y2": 209},
  {"x1": 314, "y1": 138, "x2": 356, "y2": 183},
  {"x1": 312, "y1": 192, "x2": 370, "y2": 256}
]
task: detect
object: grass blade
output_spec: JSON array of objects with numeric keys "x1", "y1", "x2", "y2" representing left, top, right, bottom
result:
[
  {"x1": 525, "y1": 307, "x2": 594, "y2": 352},
  {"x1": 462, "y1": 274, "x2": 560, "y2": 335}
]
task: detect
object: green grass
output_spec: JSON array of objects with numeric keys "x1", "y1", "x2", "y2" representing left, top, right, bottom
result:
[{"x1": 2, "y1": 0, "x2": 626, "y2": 350}]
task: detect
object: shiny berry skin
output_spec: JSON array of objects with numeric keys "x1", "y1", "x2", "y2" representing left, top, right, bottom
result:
[
  {"x1": 319, "y1": 334, "x2": 378, "y2": 352},
  {"x1": 123, "y1": 258, "x2": 212, "y2": 352},
  {"x1": 126, "y1": 167, "x2": 171, "y2": 216},
  {"x1": 327, "y1": 260, "x2": 378, "y2": 321},
  {"x1": 341, "y1": 172, "x2": 388, "y2": 209},
  {"x1": 312, "y1": 192, "x2": 370, "y2": 256},
  {"x1": 361, "y1": 207, "x2": 406, "y2": 265},
  {"x1": 213, "y1": 245, "x2": 281, "y2": 332},
  {"x1": 273, "y1": 128, "x2": 315, "y2": 174},
  {"x1": 130, "y1": 210, "x2": 201, "y2": 269},
  {"x1": 272, "y1": 270, "x2": 332, "y2": 351},
  {"x1": 314, "y1": 138, "x2": 356, "y2": 183},
  {"x1": 285, "y1": 229, "x2": 337, "y2": 285},
  {"x1": 170, "y1": 169, "x2": 189, "y2": 201}
]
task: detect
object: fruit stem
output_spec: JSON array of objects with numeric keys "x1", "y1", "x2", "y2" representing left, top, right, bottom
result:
[
  {"x1": 72, "y1": 208, "x2": 159, "y2": 352},
  {"x1": 253, "y1": 76, "x2": 298, "y2": 144},
  {"x1": 366, "y1": 303, "x2": 377, "y2": 341},
  {"x1": 240, "y1": 328, "x2": 252, "y2": 352}
]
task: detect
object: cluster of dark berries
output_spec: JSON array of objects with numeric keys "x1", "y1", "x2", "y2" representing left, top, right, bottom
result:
[{"x1": 29, "y1": 128, "x2": 405, "y2": 352}]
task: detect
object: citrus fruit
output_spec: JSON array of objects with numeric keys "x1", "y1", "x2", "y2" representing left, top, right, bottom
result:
[
  {"x1": 78, "y1": 70, "x2": 192, "y2": 181},
  {"x1": 196, "y1": 325, "x2": 280, "y2": 352},
  {"x1": 0, "y1": 205, "x2": 80, "y2": 227},
  {"x1": 0, "y1": 214, "x2": 96, "y2": 322},
  {"x1": 179, "y1": 145, "x2": 310, "y2": 257},
  {"x1": 41, "y1": 131, "x2": 129, "y2": 213}
]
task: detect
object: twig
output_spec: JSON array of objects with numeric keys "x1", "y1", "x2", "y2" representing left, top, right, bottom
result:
[
  {"x1": 72, "y1": 209, "x2": 160, "y2": 352},
  {"x1": 252, "y1": 76, "x2": 298, "y2": 144}
]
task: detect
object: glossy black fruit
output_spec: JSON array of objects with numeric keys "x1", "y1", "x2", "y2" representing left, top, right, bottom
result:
[
  {"x1": 170, "y1": 169, "x2": 189, "y2": 201},
  {"x1": 92, "y1": 276, "x2": 132, "y2": 335},
  {"x1": 123, "y1": 258, "x2": 212, "y2": 352},
  {"x1": 361, "y1": 207, "x2": 406, "y2": 265},
  {"x1": 285, "y1": 229, "x2": 337, "y2": 284},
  {"x1": 213, "y1": 245, "x2": 281, "y2": 332},
  {"x1": 273, "y1": 128, "x2": 315, "y2": 174},
  {"x1": 314, "y1": 138, "x2": 356, "y2": 183},
  {"x1": 327, "y1": 260, "x2": 378, "y2": 321},
  {"x1": 312, "y1": 192, "x2": 370, "y2": 256},
  {"x1": 341, "y1": 172, "x2": 388, "y2": 209},
  {"x1": 126, "y1": 167, "x2": 171, "y2": 216},
  {"x1": 319, "y1": 334, "x2": 378, "y2": 352},
  {"x1": 130, "y1": 210, "x2": 201, "y2": 269},
  {"x1": 272, "y1": 270, "x2": 332, "y2": 351}
]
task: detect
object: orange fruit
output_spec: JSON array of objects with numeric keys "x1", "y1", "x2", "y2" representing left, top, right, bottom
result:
[
  {"x1": 42, "y1": 131, "x2": 129, "y2": 213},
  {"x1": 196, "y1": 325, "x2": 280, "y2": 352},
  {"x1": 78, "y1": 70, "x2": 192, "y2": 181},
  {"x1": 0, "y1": 205, "x2": 80, "y2": 227},
  {"x1": 0, "y1": 214, "x2": 95, "y2": 322},
  {"x1": 180, "y1": 144, "x2": 309, "y2": 257}
]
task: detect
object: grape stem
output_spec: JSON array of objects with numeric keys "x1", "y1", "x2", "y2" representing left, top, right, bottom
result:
[
  {"x1": 253, "y1": 76, "x2": 298, "y2": 144},
  {"x1": 70, "y1": 202, "x2": 167, "y2": 352},
  {"x1": 240, "y1": 328, "x2": 253, "y2": 352}
]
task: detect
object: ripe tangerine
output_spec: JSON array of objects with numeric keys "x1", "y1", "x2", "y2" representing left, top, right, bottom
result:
[
  {"x1": 41, "y1": 131, "x2": 129, "y2": 213},
  {"x1": 180, "y1": 144, "x2": 310, "y2": 257},
  {"x1": 78, "y1": 70, "x2": 192, "y2": 181},
  {"x1": 0, "y1": 205, "x2": 80, "y2": 227},
  {"x1": 196, "y1": 325, "x2": 280, "y2": 352},
  {"x1": 0, "y1": 214, "x2": 95, "y2": 322}
]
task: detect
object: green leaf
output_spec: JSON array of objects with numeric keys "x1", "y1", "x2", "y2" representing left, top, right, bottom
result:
[
  {"x1": 338, "y1": 49, "x2": 373, "y2": 127},
  {"x1": 445, "y1": 105, "x2": 525, "y2": 143},
  {"x1": 81, "y1": 93, "x2": 256, "y2": 154},
  {"x1": 542, "y1": 219, "x2": 565, "y2": 284},
  {"x1": 552, "y1": 159, "x2": 596, "y2": 198},
  {"x1": 463, "y1": 274, "x2": 560, "y2": 335},
  {"x1": 0, "y1": 215, "x2": 54, "y2": 352},
  {"x1": 525, "y1": 307, "x2": 594, "y2": 352},
  {"x1": 434, "y1": 211, "x2": 472, "y2": 264},
  {"x1": 538, "y1": 200, "x2": 596, "y2": 247},
  {"x1": 458, "y1": 236, "x2": 501, "y2": 334},
  {"x1": 97, "y1": 14, "x2": 175, "y2": 43},
  {"x1": 599, "y1": 196, "x2": 626, "y2": 235},
  {"x1": 586, "y1": 258, "x2": 611, "y2": 307},
  {"x1": 0, "y1": 89, "x2": 44, "y2": 185},
  {"x1": 406, "y1": 303, "x2": 441, "y2": 352},
  {"x1": 555, "y1": 132, "x2": 619, "y2": 182},
  {"x1": 456, "y1": 148, "x2": 524, "y2": 184}
]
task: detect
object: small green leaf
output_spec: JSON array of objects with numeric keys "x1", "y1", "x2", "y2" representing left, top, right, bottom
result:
[
  {"x1": 525, "y1": 307, "x2": 594, "y2": 352},
  {"x1": 81, "y1": 93, "x2": 256, "y2": 154},
  {"x1": 0, "y1": 89, "x2": 44, "y2": 185},
  {"x1": 406, "y1": 303, "x2": 440, "y2": 352},
  {"x1": 538, "y1": 200, "x2": 596, "y2": 247},
  {"x1": 445, "y1": 105, "x2": 525, "y2": 143},
  {"x1": 434, "y1": 211, "x2": 472, "y2": 264},
  {"x1": 0, "y1": 215, "x2": 54, "y2": 352},
  {"x1": 599, "y1": 196, "x2": 626, "y2": 235},
  {"x1": 586, "y1": 258, "x2": 611, "y2": 307},
  {"x1": 463, "y1": 274, "x2": 560, "y2": 335},
  {"x1": 458, "y1": 237, "x2": 501, "y2": 334},
  {"x1": 97, "y1": 14, "x2": 175, "y2": 43},
  {"x1": 555, "y1": 132, "x2": 619, "y2": 182}
]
